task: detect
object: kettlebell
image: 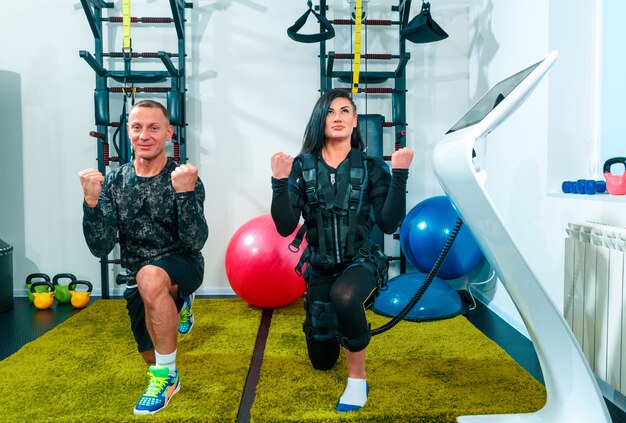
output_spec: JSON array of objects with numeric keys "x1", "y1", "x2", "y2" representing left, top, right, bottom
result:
[
  {"x1": 68, "y1": 280, "x2": 93, "y2": 309},
  {"x1": 53, "y1": 273, "x2": 76, "y2": 304},
  {"x1": 30, "y1": 281, "x2": 55, "y2": 310},
  {"x1": 603, "y1": 157, "x2": 626, "y2": 195},
  {"x1": 26, "y1": 273, "x2": 51, "y2": 302}
]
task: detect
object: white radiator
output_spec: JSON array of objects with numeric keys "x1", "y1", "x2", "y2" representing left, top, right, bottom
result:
[{"x1": 565, "y1": 221, "x2": 626, "y2": 393}]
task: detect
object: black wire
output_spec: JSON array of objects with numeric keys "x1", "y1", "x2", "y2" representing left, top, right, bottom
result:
[{"x1": 372, "y1": 217, "x2": 464, "y2": 335}]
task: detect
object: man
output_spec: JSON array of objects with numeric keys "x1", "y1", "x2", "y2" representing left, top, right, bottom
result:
[{"x1": 79, "y1": 99, "x2": 208, "y2": 415}]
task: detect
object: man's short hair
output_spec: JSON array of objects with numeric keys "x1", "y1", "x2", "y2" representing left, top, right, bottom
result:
[{"x1": 130, "y1": 100, "x2": 171, "y2": 123}]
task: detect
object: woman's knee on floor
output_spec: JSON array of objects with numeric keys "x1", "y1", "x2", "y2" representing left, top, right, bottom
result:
[{"x1": 306, "y1": 337, "x2": 340, "y2": 370}]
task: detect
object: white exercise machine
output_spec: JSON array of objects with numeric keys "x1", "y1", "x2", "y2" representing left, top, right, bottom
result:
[{"x1": 432, "y1": 50, "x2": 611, "y2": 422}]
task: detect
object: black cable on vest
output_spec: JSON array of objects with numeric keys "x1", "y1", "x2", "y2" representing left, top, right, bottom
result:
[{"x1": 372, "y1": 217, "x2": 464, "y2": 336}]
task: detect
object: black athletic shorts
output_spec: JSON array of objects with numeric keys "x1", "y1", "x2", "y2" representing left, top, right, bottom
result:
[{"x1": 124, "y1": 253, "x2": 204, "y2": 352}]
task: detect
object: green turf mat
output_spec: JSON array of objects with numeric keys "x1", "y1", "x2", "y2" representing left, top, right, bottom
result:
[
  {"x1": 251, "y1": 300, "x2": 546, "y2": 422},
  {"x1": 0, "y1": 298, "x2": 261, "y2": 422}
]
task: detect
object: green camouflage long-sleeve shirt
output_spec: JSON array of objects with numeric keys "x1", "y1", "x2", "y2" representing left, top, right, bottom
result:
[{"x1": 82, "y1": 158, "x2": 208, "y2": 274}]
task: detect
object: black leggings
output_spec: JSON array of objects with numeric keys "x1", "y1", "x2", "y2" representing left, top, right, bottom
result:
[{"x1": 304, "y1": 263, "x2": 378, "y2": 370}]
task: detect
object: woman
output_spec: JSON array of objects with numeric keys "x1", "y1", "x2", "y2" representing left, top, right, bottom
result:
[{"x1": 270, "y1": 88, "x2": 413, "y2": 411}]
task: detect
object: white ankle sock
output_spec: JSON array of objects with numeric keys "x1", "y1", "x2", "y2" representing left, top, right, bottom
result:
[
  {"x1": 338, "y1": 377, "x2": 368, "y2": 407},
  {"x1": 155, "y1": 349, "x2": 177, "y2": 375}
]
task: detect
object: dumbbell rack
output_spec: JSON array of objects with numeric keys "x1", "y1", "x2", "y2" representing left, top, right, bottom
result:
[
  {"x1": 307, "y1": 0, "x2": 418, "y2": 272},
  {"x1": 79, "y1": 0, "x2": 192, "y2": 298}
]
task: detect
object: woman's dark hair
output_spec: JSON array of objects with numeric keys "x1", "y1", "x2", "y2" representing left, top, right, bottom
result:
[{"x1": 300, "y1": 89, "x2": 364, "y2": 154}]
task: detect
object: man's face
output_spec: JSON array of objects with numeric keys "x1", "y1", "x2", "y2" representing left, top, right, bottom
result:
[{"x1": 127, "y1": 106, "x2": 173, "y2": 161}]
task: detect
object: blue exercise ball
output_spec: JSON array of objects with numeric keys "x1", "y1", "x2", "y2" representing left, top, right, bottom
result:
[
  {"x1": 400, "y1": 196, "x2": 484, "y2": 280},
  {"x1": 373, "y1": 272, "x2": 465, "y2": 321}
]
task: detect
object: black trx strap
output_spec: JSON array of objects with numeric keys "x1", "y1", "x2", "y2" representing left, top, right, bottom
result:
[{"x1": 287, "y1": 1, "x2": 335, "y2": 43}]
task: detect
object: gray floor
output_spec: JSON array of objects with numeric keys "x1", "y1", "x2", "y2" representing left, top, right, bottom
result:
[{"x1": 0, "y1": 297, "x2": 93, "y2": 360}]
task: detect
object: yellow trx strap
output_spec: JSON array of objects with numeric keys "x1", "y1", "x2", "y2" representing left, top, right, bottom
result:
[
  {"x1": 351, "y1": 0, "x2": 363, "y2": 94},
  {"x1": 122, "y1": 0, "x2": 131, "y2": 52},
  {"x1": 122, "y1": 0, "x2": 133, "y2": 101}
]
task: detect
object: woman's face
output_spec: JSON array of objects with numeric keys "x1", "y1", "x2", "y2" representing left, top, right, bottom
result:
[{"x1": 324, "y1": 97, "x2": 358, "y2": 143}]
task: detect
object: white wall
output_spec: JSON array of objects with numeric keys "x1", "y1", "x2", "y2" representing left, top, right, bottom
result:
[
  {"x1": 4, "y1": 0, "x2": 622, "y2": 346},
  {"x1": 468, "y1": 0, "x2": 626, "y2": 335},
  {"x1": 6, "y1": 0, "x2": 624, "y2": 342},
  {"x1": 598, "y1": 0, "x2": 626, "y2": 163},
  {"x1": 0, "y1": 1, "x2": 469, "y2": 297}
]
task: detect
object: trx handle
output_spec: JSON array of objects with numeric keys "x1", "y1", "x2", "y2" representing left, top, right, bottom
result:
[
  {"x1": 372, "y1": 217, "x2": 464, "y2": 336},
  {"x1": 287, "y1": 1, "x2": 335, "y2": 43}
]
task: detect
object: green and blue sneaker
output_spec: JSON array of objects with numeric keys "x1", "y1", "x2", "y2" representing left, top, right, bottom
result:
[
  {"x1": 133, "y1": 366, "x2": 180, "y2": 415},
  {"x1": 178, "y1": 293, "x2": 195, "y2": 335}
]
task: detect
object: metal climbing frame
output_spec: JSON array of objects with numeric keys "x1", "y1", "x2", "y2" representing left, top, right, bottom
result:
[{"x1": 79, "y1": 0, "x2": 192, "y2": 298}]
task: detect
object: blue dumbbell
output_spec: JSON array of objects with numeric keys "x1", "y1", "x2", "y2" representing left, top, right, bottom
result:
[
  {"x1": 562, "y1": 181, "x2": 578, "y2": 193},
  {"x1": 562, "y1": 180, "x2": 607, "y2": 195},
  {"x1": 584, "y1": 180, "x2": 607, "y2": 194},
  {"x1": 562, "y1": 181, "x2": 572, "y2": 193}
]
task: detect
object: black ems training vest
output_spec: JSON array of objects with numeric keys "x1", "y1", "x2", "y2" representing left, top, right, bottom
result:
[{"x1": 291, "y1": 149, "x2": 374, "y2": 271}]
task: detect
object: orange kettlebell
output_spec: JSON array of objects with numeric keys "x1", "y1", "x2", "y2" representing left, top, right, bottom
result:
[
  {"x1": 30, "y1": 281, "x2": 55, "y2": 310},
  {"x1": 26, "y1": 273, "x2": 51, "y2": 302},
  {"x1": 68, "y1": 280, "x2": 93, "y2": 309}
]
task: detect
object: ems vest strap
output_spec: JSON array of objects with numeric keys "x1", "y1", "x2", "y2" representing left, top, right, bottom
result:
[
  {"x1": 298, "y1": 150, "x2": 368, "y2": 263},
  {"x1": 294, "y1": 245, "x2": 310, "y2": 276},
  {"x1": 346, "y1": 152, "x2": 366, "y2": 257},
  {"x1": 317, "y1": 166, "x2": 336, "y2": 208},
  {"x1": 288, "y1": 225, "x2": 307, "y2": 253},
  {"x1": 301, "y1": 155, "x2": 327, "y2": 260},
  {"x1": 318, "y1": 162, "x2": 351, "y2": 213},
  {"x1": 316, "y1": 151, "x2": 363, "y2": 214},
  {"x1": 332, "y1": 167, "x2": 350, "y2": 211}
]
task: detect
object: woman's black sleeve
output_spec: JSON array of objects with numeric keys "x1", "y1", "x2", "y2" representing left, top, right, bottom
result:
[
  {"x1": 271, "y1": 162, "x2": 305, "y2": 237},
  {"x1": 369, "y1": 158, "x2": 409, "y2": 234}
]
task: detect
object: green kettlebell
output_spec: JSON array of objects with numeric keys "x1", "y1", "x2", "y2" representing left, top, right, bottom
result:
[
  {"x1": 26, "y1": 273, "x2": 51, "y2": 302},
  {"x1": 53, "y1": 273, "x2": 76, "y2": 304}
]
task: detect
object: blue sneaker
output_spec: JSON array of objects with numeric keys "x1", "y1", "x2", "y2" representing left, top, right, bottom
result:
[
  {"x1": 178, "y1": 293, "x2": 195, "y2": 335},
  {"x1": 133, "y1": 366, "x2": 180, "y2": 415}
]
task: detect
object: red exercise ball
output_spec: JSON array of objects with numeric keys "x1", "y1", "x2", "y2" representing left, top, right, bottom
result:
[{"x1": 225, "y1": 214, "x2": 306, "y2": 309}]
